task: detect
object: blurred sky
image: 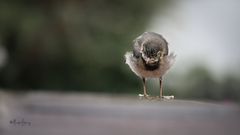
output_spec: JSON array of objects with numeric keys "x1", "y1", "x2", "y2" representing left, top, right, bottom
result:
[{"x1": 147, "y1": 0, "x2": 240, "y2": 78}]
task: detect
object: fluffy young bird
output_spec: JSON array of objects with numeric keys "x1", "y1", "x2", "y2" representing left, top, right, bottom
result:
[{"x1": 125, "y1": 32, "x2": 176, "y2": 99}]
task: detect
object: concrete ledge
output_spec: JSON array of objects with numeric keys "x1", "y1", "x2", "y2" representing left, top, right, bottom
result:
[{"x1": 1, "y1": 92, "x2": 240, "y2": 135}]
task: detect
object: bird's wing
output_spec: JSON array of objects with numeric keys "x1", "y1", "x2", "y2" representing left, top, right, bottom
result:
[{"x1": 132, "y1": 35, "x2": 143, "y2": 58}]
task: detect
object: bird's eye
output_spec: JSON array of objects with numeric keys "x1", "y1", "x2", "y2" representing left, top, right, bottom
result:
[
  {"x1": 157, "y1": 51, "x2": 164, "y2": 57},
  {"x1": 142, "y1": 53, "x2": 147, "y2": 58},
  {"x1": 141, "y1": 53, "x2": 148, "y2": 60}
]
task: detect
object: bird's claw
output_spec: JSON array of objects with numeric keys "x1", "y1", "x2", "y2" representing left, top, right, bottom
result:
[
  {"x1": 139, "y1": 94, "x2": 157, "y2": 100},
  {"x1": 139, "y1": 94, "x2": 174, "y2": 100},
  {"x1": 139, "y1": 94, "x2": 152, "y2": 100},
  {"x1": 162, "y1": 95, "x2": 174, "y2": 100}
]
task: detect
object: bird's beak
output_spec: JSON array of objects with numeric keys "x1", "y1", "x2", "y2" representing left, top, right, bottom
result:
[{"x1": 146, "y1": 58, "x2": 158, "y2": 64}]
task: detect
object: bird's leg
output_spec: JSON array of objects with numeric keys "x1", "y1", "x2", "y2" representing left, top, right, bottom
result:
[
  {"x1": 139, "y1": 78, "x2": 155, "y2": 100},
  {"x1": 142, "y1": 78, "x2": 149, "y2": 97},
  {"x1": 159, "y1": 77, "x2": 175, "y2": 100},
  {"x1": 159, "y1": 77, "x2": 163, "y2": 98}
]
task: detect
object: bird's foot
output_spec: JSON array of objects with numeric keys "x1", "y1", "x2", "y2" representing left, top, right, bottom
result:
[
  {"x1": 161, "y1": 95, "x2": 175, "y2": 100},
  {"x1": 139, "y1": 94, "x2": 174, "y2": 100},
  {"x1": 138, "y1": 94, "x2": 153, "y2": 100},
  {"x1": 138, "y1": 94, "x2": 160, "y2": 100},
  {"x1": 154, "y1": 95, "x2": 175, "y2": 100}
]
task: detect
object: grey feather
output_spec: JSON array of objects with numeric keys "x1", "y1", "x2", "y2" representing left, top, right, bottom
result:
[
  {"x1": 125, "y1": 32, "x2": 176, "y2": 78},
  {"x1": 133, "y1": 32, "x2": 168, "y2": 58},
  {"x1": 125, "y1": 51, "x2": 176, "y2": 78}
]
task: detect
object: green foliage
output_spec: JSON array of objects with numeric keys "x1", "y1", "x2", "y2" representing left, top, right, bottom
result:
[
  {"x1": 168, "y1": 66, "x2": 240, "y2": 101},
  {"x1": 0, "y1": 0, "x2": 166, "y2": 92}
]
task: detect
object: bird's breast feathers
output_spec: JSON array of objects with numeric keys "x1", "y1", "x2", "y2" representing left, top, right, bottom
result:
[{"x1": 125, "y1": 52, "x2": 176, "y2": 78}]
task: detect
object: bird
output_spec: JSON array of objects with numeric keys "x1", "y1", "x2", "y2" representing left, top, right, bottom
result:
[{"x1": 125, "y1": 32, "x2": 176, "y2": 99}]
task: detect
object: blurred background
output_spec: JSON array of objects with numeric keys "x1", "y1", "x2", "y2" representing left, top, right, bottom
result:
[
  {"x1": 0, "y1": 0, "x2": 240, "y2": 101},
  {"x1": 1, "y1": 1, "x2": 240, "y2": 135}
]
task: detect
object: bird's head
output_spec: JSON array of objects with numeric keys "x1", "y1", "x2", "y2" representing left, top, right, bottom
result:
[{"x1": 140, "y1": 42, "x2": 165, "y2": 66}]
